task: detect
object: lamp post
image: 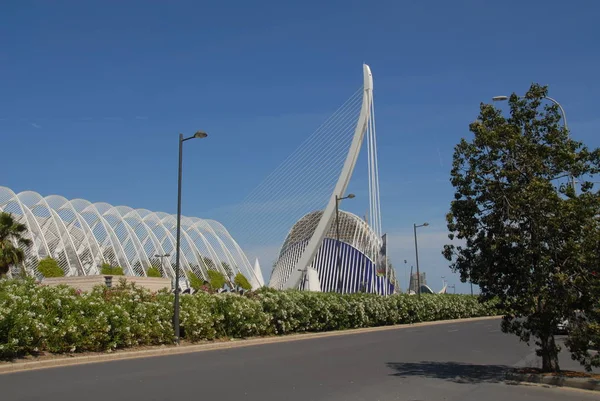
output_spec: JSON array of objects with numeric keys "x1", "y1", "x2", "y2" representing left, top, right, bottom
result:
[
  {"x1": 174, "y1": 130, "x2": 207, "y2": 344},
  {"x1": 154, "y1": 253, "x2": 170, "y2": 277},
  {"x1": 335, "y1": 193, "x2": 355, "y2": 293},
  {"x1": 492, "y1": 95, "x2": 574, "y2": 192},
  {"x1": 413, "y1": 222, "x2": 429, "y2": 297}
]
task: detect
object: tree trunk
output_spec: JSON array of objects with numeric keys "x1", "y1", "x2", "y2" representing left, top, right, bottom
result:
[
  {"x1": 0, "y1": 262, "x2": 9, "y2": 276},
  {"x1": 540, "y1": 334, "x2": 560, "y2": 372}
]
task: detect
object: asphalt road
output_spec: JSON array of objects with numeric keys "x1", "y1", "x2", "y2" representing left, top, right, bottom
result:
[{"x1": 2, "y1": 318, "x2": 597, "y2": 401}]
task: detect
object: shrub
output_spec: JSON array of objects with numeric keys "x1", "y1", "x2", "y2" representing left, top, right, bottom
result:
[
  {"x1": 214, "y1": 294, "x2": 271, "y2": 338},
  {"x1": 180, "y1": 292, "x2": 219, "y2": 341},
  {"x1": 0, "y1": 278, "x2": 500, "y2": 359},
  {"x1": 187, "y1": 271, "x2": 204, "y2": 291},
  {"x1": 234, "y1": 273, "x2": 252, "y2": 291},
  {"x1": 147, "y1": 266, "x2": 162, "y2": 278},
  {"x1": 207, "y1": 270, "x2": 226, "y2": 290},
  {"x1": 100, "y1": 263, "x2": 124, "y2": 276},
  {"x1": 37, "y1": 257, "x2": 64, "y2": 278}
]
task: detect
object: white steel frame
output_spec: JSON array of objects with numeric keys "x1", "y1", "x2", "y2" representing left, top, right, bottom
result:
[
  {"x1": 0, "y1": 186, "x2": 256, "y2": 282},
  {"x1": 270, "y1": 209, "x2": 384, "y2": 290}
]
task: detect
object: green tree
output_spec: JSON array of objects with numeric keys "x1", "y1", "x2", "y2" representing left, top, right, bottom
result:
[
  {"x1": 100, "y1": 263, "x2": 124, "y2": 276},
  {"x1": 200, "y1": 256, "x2": 217, "y2": 271},
  {"x1": 221, "y1": 261, "x2": 234, "y2": 279},
  {"x1": 147, "y1": 266, "x2": 162, "y2": 277},
  {"x1": 234, "y1": 272, "x2": 252, "y2": 291},
  {"x1": 187, "y1": 271, "x2": 204, "y2": 291},
  {"x1": 207, "y1": 269, "x2": 226, "y2": 290},
  {"x1": 0, "y1": 212, "x2": 32, "y2": 276},
  {"x1": 37, "y1": 256, "x2": 64, "y2": 278},
  {"x1": 444, "y1": 84, "x2": 600, "y2": 372}
]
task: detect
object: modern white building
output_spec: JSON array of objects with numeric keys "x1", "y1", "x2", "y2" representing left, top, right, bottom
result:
[
  {"x1": 0, "y1": 186, "x2": 261, "y2": 285},
  {"x1": 269, "y1": 210, "x2": 397, "y2": 294}
]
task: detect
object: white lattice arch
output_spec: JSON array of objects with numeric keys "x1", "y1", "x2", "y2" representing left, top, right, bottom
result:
[
  {"x1": 0, "y1": 186, "x2": 257, "y2": 281},
  {"x1": 45, "y1": 195, "x2": 104, "y2": 276},
  {"x1": 18, "y1": 191, "x2": 83, "y2": 276},
  {"x1": 72, "y1": 200, "x2": 133, "y2": 274}
]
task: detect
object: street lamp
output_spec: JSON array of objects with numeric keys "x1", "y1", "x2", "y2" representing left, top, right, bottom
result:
[
  {"x1": 404, "y1": 259, "x2": 408, "y2": 293},
  {"x1": 335, "y1": 193, "x2": 355, "y2": 293},
  {"x1": 174, "y1": 130, "x2": 207, "y2": 344},
  {"x1": 413, "y1": 222, "x2": 429, "y2": 297},
  {"x1": 492, "y1": 95, "x2": 574, "y2": 192},
  {"x1": 154, "y1": 253, "x2": 170, "y2": 277}
]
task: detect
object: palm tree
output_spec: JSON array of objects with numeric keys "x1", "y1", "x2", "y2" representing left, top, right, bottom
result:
[{"x1": 0, "y1": 211, "x2": 32, "y2": 276}]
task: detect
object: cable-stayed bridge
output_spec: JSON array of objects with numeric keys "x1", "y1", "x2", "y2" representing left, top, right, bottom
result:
[{"x1": 223, "y1": 64, "x2": 397, "y2": 294}]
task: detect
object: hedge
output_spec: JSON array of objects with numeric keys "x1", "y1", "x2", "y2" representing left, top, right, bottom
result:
[{"x1": 0, "y1": 279, "x2": 499, "y2": 358}]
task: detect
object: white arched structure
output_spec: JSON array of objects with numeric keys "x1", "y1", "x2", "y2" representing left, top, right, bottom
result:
[
  {"x1": 283, "y1": 64, "x2": 375, "y2": 289},
  {"x1": 0, "y1": 186, "x2": 256, "y2": 283},
  {"x1": 270, "y1": 210, "x2": 397, "y2": 294}
]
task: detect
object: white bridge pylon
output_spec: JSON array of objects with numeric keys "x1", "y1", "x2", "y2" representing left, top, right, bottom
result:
[{"x1": 283, "y1": 64, "x2": 375, "y2": 289}]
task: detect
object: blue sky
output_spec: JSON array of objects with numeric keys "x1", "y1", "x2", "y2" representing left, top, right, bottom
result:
[{"x1": 1, "y1": 1, "x2": 599, "y2": 293}]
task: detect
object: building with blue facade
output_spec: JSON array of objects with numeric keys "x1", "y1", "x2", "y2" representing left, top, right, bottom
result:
[{"x1": 269, "y1": 210, "x2": 397, "y2": 295}]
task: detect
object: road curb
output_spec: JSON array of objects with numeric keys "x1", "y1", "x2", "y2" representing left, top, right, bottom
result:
[
  {"x1": 0, "y1": 315, "x2": 499, "y2": 374},
  {"x1": 506, "y1": 371, "x2": 600, "y2": 392}
]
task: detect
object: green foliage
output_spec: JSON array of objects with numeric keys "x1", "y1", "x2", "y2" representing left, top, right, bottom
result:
[
  {"x1": 444, "y1": 83, "x2": 600, "y2": 372},
  {"x1": 234, "y1": 273, "x2": 252, "y2": 291},
  {"x1": 221, "y1": 262, "x2": 234, "y2": 279},
  {"x1": 146, "y1": 266, "x2": 162, "y2": 278},
  {"x1": 0, "y1": 278, "x2": 499, "y2": 359},
  {"x1": 100, "y1": 263, "x2": 124, "y2": 276},
  {"x1": 37, "y1": 257, "x2": 64, "y2": 278},
  {"x1": 200, "y1": 256, "x2": 217, "y2": 271},
  {"x1": 0, "y1": 212, "x2": 32, "y2": 276},
  {"x1": 207, "y1": 269, "x2": 226, "y2": 290},
  {"x1": 187, "y1": 271, "x2": 204, "y2": 291}
]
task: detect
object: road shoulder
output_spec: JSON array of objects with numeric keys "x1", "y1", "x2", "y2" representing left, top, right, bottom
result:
[{"x1": 506, "y1": 369, "x2": 600, "y2": 392}]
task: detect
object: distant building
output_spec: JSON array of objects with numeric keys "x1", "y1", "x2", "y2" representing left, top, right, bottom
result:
[
  {"x1": 269, "y1": 210, "x2": 397, "y2": 295},
  {"x1": 408, "y1": 272, "x2": 427, "y2": 294},
  {"x1": 0, "y1": 186, "x2": 257, "y2": 285}
]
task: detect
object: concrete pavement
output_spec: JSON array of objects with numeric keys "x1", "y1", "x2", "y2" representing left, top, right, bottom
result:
[{"x1": 2, "y1": 318, "x2": 597, "y2": 400}]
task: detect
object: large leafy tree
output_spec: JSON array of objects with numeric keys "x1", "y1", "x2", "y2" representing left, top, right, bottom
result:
[
  {"x1": 444, "y1": 84, "x2": 600, "y2": 372},
  {"x1": 0, "y1": 212, "x2": 32, "y2": 276}
]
